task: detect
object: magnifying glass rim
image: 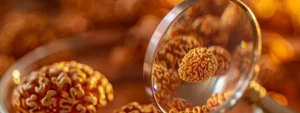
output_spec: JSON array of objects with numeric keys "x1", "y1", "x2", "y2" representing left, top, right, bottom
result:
[{"x1": 143, "y1": 0, "x2": 261, "y2": 112}]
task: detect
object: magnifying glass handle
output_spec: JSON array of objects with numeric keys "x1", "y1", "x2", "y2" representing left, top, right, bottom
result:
[
  {"x1": 245, "y1": 81, "x2": 297, "y2": 113},
  {"x1": 258, "y1": 96, "x2": 297, "y2": 113}
]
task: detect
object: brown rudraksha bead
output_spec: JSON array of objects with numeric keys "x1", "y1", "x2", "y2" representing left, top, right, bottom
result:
[
  {"x1": 178, "y1": 47, "x2": 218, "y2": 83},
  {"x1": 114, "y1": 102, "x2": 161, "y2": 113},
  {"x1": 157, "y1": 35, "x2": 203, "y2": 69},
  {"x1": 192, "y1": 16, "x2": 221, "y2": 37},
  {"x1": 208, "y1": 46, "x2": 231, "y2": 75},
  {"x1": 165, "y1": 98, "x2": 192, "y2": 111},
  {"x1": 12, "y1": 61, "x2": 114, "y2": 113},
  {"x1": 169, "y1": 105, "x2": 210, "y2": 113},
  {"x1": 152, "y1": 63, "x2": 181, "y2": 105},
  {"x1": 206, "y1": 91, "x2": 231, "y2": 110}
]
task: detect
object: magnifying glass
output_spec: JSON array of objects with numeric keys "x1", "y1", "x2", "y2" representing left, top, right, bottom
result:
[{"x1": 143, "y1": 0, "x2": 297, "y2": 112}]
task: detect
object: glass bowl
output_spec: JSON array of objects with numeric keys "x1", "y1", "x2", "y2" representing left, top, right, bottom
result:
[{"x1": 0, "y1": 37, "x2": 149, "y2": 113}]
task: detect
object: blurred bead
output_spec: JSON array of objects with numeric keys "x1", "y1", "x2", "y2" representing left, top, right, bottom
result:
[
  {"x1": 54, "y1": 10, "x2": 90, "y2": 37},
  {"x1": 103, "y1": 80, "x2": 150, "y2": 113},
  {"x1": 82, "y1": 27, "x2": 127, "y2": 45},
  {"x1": 109, "y1": 46, "x2": 135, "y2": 70},
  {"x1": 192, "y1": 15, "x2": 220, "y2": 37},
  {"x1": 165, "y1": 98, "x2": 191, "y2": 111},
  {"x1": 284, "y1": 0, "x2": 300, "y2": 16},
  {"x1": 157, "y1": 35, "x2": 203, "y2": 69},
  {"x1": 12, "y1": 30, "x2": 40, "y2": 57},
  {"x1": 60, "y1": 0, "x2": 96, "y2": 17},
  {"x1": 39, "y1": 30, "x2": 57, "y2": 45},
  {"x1": 281, "y1": 77, "x2": 300, "y2": 111},
  {"x1": 92, "y1": 0, "x2": 149, "y2": 23},
  {"x1": 114, "y1": 102, "x2": 143, "y2": 113},
  {"x1": 93, "y1": 0, "x2": 117, "y2": 23},
  {"x1": 114, "y1": 0, "x2": 145, "y2": 21},
  {"x1": 221, "y1": 1, "x2": 244, "y2": 28},
  {"x1": 257, "y1": 55, "x2": 286, "y2": 92},
  {"x1": 209, "y1": 0, "x2": 229, "y2": 16},
  {"x1": 209, "y1": 46, "x2": 231, "y2": 75},
  {"x1": 0, "y1": 0, "x2": 9, "y2": 19},
  {"x1": 189, "y1": 105, "x2": 210, "y2": 113},
  {"x1": 0, "y1": 12, "x2": 27, "y2": 54},
  {"x1": 159, "y1": 0, "x2": 183, "y2": 8},
  {"x1": 168, "y1": 108, "x2": 179, "y2": 113},
  {"x1": 267, "y1": 11, "x2": 293, "y2": 34},
  {"x1": 266, "y1": 33, "x2": 295, "y2": 64},
  {"x1": 291, "y1": 14, "x2": 300, "y2": 35},
  {"x1": 221, "y1": 2, "x2": 252, "y2": 41},
  {"x1": 186, "y1": 0, "x2": 229, "y2": 19},
  {"x1": 210, "y1": 34, "x2": 230, "y2": 47},
  {"x1": 206, "y1": 91, "x2": 231, "y2": 110},
  {"x1": 247, "y1": 0, "x2": 278, "y2": 20},
  {"x1": 152, "y1": 63, "x2": 180, "y2": 106},
  {"x1": 0, "y1": 54, "x2": 15, "y2": 77},
  {"x1": 142, "y1": 104, "x2": 161, "y2": 113},
  {"x1": 231, "y1": 46, "x2": 252, "y2": 82},
  {"x1": 147, "y1": 8, "x2": 170, "y2": 19},
  {"x1": 0, "y1": 11, "x2": 56, "y2": 58},
  {"x1": 284, "y1": 0, "x2": 300, "y2": 35},
  {"x1": 186, "y1": 1, "x2": 212, "y2": 19},
  {"x1": 114, "y1": 102, "x2": 161, "y2": 113},
  {"x1": 169, "y1": 20, "x2": 194, "y2": 37},
  {"x1": 129, "y1": 14, "x2": 161, "y2": 41},
  {"x1": 179, "y1": 47, "x2": 218, "y2": 83},
  {"x1": 268, "y1": 36, "x2": 300, "y2": 62},
  {"x1": 169, "y1": 105, "x2": 210, "y2": 113}
]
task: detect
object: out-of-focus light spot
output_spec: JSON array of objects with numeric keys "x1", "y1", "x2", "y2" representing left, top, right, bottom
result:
[
  {"x1": 241, "y1": 41, "x2": 246, "y2": 48},
  {"x1": 153, "y1": 79, "x2": 158, "y2": 92},
  {"x1": 268, "y1": 33, "x2": 295, "y2": 63},
  {"x1": 214, "y1": 77, "x2": 226, "y2": 93},
  {"x1": 13, "y1": 78, "x2": 20, "y2": 84},
  {"x1": 255, "y1": 65, "x2": 260, "y2": 72},
  {"x1": 13, "y1": 70, "x2": 20, "y2": 84},
  {"x1": 268, "y1": 92, "x2": 288, "y2": 106},
  {"x1": 251, "y1": 0, "x2": 278, "y2": 20},
  {"x1": 13, "y1": 70, "x2": 20, "y2": 78},
  {"x1": 153, "y1": 84, "x2": 158, "y2": 92},
  {"x1": 285, "y1": 0, "x2": 300, "y2": 15}
]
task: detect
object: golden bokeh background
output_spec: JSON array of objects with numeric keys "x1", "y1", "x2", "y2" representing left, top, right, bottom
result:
[{"x1": 0, "y1": 0, "x2": 299, "y2": 112}]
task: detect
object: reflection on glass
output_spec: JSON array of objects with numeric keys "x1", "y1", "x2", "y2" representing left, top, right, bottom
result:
[{"x1": 12, "y1": 70, "x2": 20, "y2": 84}]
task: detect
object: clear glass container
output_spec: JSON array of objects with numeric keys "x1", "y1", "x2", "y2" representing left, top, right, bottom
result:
[{"x1": 0, "y1": 37, "x2": 149, "y2": 113}]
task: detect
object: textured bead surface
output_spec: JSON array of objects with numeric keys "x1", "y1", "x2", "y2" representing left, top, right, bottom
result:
[
  {"x1": 157, "y1": 35, "x2": 202, "y2": 69},
  {"x1": 165, "y1": 98, "x2": 191, "y2": 111},
  {"x1": 12, "y1": 61, "x2": 114, "y2": 113},
  {"x1": 169, "y1": 105, "x2": 210, "y2": 113},
  {"x1": 179, "y1": 47, "x2": 218, "y2": 83},
  {"x1": 206, "y1": 91, "x2": 231, "y2": 110},
  {"x1": 152, "y1": 63, "x2": 181, "y2": 104},
  {"x1": 208, "y1": 46, "x2": 231, "y2": 75},
  {"x1": 114, "y1": 102, "x2": 161, "y2": 113}
]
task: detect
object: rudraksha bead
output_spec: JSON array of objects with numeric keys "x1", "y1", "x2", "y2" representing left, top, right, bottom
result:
[
  {"x1": 12, "y1": 61, "x2": 114, "y2": 113},
  {"x1": 178, "y1": 47, "x2": 218, "y2": 82}
]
